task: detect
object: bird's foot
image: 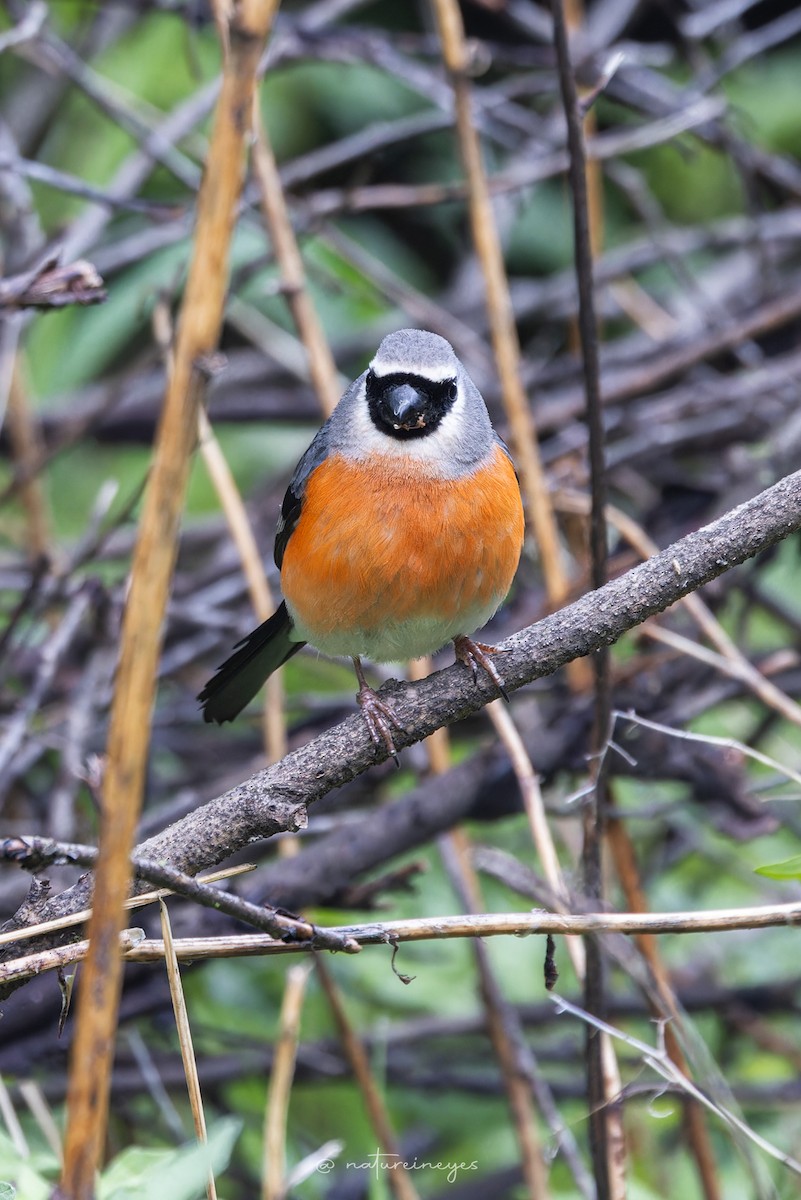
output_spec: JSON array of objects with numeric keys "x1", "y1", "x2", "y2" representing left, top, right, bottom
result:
[
  {"x1": 356, "y1": 682, "x2": 405, "y2": 765},
  {"x1": 453, "y1": 635, "x2": 509, "y2": 702}
]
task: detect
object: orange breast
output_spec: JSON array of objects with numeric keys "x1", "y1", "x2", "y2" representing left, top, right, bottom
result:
[{"x1": 280, "y1": 444, "x2": 524, "y2": 656}]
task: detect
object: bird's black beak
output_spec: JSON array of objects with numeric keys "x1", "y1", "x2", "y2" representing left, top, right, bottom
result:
[{"x1": 381, "y1": 382, "x2": 429, "y2": 431}]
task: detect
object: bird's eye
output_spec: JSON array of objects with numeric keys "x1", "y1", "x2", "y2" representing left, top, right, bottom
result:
[{"x1": 445, "y1": 380, "x2": 457, "y2": 401}]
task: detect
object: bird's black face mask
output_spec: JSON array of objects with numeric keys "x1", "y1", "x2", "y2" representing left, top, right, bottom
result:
[{"x1": 365, "y1": 370, "x2": 458, "y2": 439}]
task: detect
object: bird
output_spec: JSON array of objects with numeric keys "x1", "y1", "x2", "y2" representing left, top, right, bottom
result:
[{"x1": 198, "y1": 328, "x2": 525, "y2": 758}]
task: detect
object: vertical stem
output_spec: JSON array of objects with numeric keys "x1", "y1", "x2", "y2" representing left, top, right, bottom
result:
[
  {"x1": 57, "y1": 6, "x2": 278, "y2": 1196},
  {"x1": 251, "y1": 111, "x2": 342, "y2": 417},
  {"x1": 6, "y1": 356, "x2": 51, "y2": 560},
  {"x1": 429, "y1": 0, "x2": 576, "y2": 631},
  {"x1": 410, "y1": 661, "x2": 555, "y2": 1197},
  {"x1": 262, "y1": 963, "x2": 312, "y2": 1200},
  {"x1": 315, "y1": 961, "x2": 420, "y2": 1200},
  {"x1": 549, "y1": 2, "x2": 622, "y2": 1196},
  {"x1": 441, "y1": 829, "x2": 552, "y2": 1200}
]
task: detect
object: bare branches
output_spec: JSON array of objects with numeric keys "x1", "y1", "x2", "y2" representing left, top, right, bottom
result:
[
  {"x1": 0, "y1": 2, "x2": 46, "y2": 54},
  {"x1": 551, "y1": 4, "x2": 615, "y2": 1190},
  {"x1": 4, "y1": 4, "x2": 801, "y2": 1194},
  {"x1": 1, "y1": 835, "x2": 356, "y2": 952},
  {"x1": 0, "y1": 254, "x2": 105, "y2": 310},
  {"x1": 3, "y1": 465, "x2": 800, "y2": 975},
  {"x1": 57, "y1": 6, "x2": 279, "y2": 1198},
  {"x1": 431, "y1": 0, "x2": 572, "y2": 627},
  {"x1": 8, "y1": 899, "x2": 801, "y2": 989}
]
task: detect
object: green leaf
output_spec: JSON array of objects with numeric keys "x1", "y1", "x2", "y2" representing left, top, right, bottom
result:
[
  {"x1": 0, "y1": 1131, "x2": 59, "y2": 1199},
  {"x1": 755, "y1": 855, "x2": 801, "y2": 880},
  {"x1": 98, "y1": 1118, "x2": 242, "y2": 1200}
]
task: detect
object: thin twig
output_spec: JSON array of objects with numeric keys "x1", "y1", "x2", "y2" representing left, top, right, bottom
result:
[
  {"x1": 486, "y1": 701, "x2": 584, "y2": 977},
  {"x1": 7, "y1": 899, "x2": 801, "y2": 987},
  {"x1": 559, "y1": 489, "x2": 801, "y2": 734},
  {"x1": 0, "y1": 835, "x2": 357, "y2": 952},
  {"x1": 315, "y1": 961, "x2": 421, "y2": 1200},
  {"x1": 160, "y1": 900, "x2": 217, "y2": 1200},
  {"x1": 262, "y1": 963, "x2": 312, "y2": 1200},
  {"x1": 642, "y1": 623, "x2": 801, "y2": 730},
  {"x1": 440, "y1": 830, "x2": 553, "y2": 1200},
  {"x1": 550, "y1": 4, "x2": 618, "y2": 1192},
  {"x1": 605, "y1": 810, "x2": 722, "y2": 1200},
  {"x1": 252, "y1": 111, "x2": 341, "y2": 416},
  {"x1": 298, "y1": 97, "x2": 727, "y2": 220},
  {"x1": 553, "y1": 995, "x2": 801, "y2": 1178},
  {"x1": 0, "y1": 254, "x2": 106, "y2": 309},
  {"x1": 430, "y1": 0, "x2": 577, "y2": 662}
]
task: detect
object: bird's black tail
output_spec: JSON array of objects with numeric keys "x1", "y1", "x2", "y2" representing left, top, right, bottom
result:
[{"x1": 198, "y1": 601, "x2": 305, "y2": 724}]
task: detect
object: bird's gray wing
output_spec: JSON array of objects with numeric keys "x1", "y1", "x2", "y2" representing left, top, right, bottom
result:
[
  {"x1": 493, "y1": 430, "x2": 519, "y2": 478},
  {"x1": 273, "y1": 375, "x2": 364, "y2": 569},
  {"x1": 273, "y1": 424, "x2": 331, "y2": 569}
]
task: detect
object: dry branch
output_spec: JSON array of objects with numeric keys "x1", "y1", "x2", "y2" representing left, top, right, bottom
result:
[
  {"x1": 2, "y1": 467, "x2": 800, "y2": 988},
  {"x1": 56, "y1": 5, "x2": 278, "y2": 1197},
  {"x1": 262, "y1": 963, "x2": 312, "y2": 1200},
  {"x1": 139, "y1": 901, "x2": 801, "y2": 946},
  {"x1": 315, "y1": 962, "x2": 421, "y2": 1200},
  {"x1": 4, "y1": 5, "x2": 801, "y2": 1191},
  {"x1": 6, "y1": 899, "x2": 801, "y2": 989},
  {"x1": 430, "y1": 0, "x2": 573, "y2": 630},
  {"x1": 0, "y1": 254, "x2": 105, "y2": 310},
  {"x1": 549, "y1": 5, "x2": 619, "y2": 1192}
]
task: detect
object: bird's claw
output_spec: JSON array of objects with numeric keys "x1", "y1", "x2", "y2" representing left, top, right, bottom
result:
[
  {"x1": 356, "y1": 683, "x2": 405, "y2": 766},
  {"x1": 453, "y1": 635, "x2": 509, "y2": 701}
]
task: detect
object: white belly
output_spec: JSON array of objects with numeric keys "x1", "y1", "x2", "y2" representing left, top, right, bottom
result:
[{"x1": 289, "y1": 595, "x2": 504, "y2": 663}]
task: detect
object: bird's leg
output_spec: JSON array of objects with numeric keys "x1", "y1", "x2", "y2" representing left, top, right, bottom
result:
[
  {"x1": 453, "y1": 635, "x2": 509, "y2": 702},
  {"x1": 352, "y1": 656, "x2": 405, "y2": 764}
]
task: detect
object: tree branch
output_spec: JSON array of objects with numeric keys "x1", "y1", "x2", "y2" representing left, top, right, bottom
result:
[
  {"x1": 2, "y1": 468, "x2": 800, "y2": 992},
  {"x1": 0, "y1": 253, "x2": 106, "y2": 310},
  {"x1": 6, "y1": 899, "x2": 801, "y2": 989}
]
